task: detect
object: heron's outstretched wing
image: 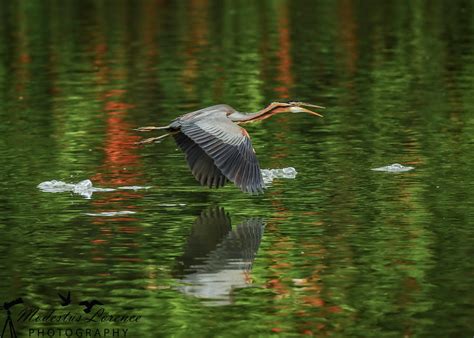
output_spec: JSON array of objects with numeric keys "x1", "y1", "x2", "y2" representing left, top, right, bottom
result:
[
  {"x1": 174, "y1": 132, "x2": 228, "y2": 189},
  {"x1": 177, "y1": 113, "x2": 265, "y2": 194}
]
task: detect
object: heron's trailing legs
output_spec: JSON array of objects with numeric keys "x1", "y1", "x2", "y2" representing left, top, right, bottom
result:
[
  {"x1": 136, "y1": 133, "x2": 171, "y2": 144},
  {"x1": 136, "y1": 127, "x2": 179, "y2": 144},
  {"x1": 134, "y1": 125, "x2": 169, "y2": 132},
  {"x1": 135, "y1": 125, "x2": 175, "y2": 144}
]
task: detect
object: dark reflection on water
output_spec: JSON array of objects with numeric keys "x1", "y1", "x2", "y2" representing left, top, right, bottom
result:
[
  {"x1": 0, "y1": 0, "x2": 473, "y2": 337},
  {"x1": 174, "y1": 207, "x2": 265, "y2": 306}
]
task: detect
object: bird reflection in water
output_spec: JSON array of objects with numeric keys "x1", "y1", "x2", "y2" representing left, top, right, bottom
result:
[{"x1": 173, "y1": 207, "x2": 265, "y2": 306}]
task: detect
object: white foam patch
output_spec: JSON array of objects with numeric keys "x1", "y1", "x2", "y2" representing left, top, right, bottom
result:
[
  {"x1": 37, "y1": 179, "x2": 115, "y2": 199},
  {"x1": 371, "y1": 163, "x2": 414, "y2": 173},
  {"x1": 261, "y1": 167, "x2": 298, "y2": 184},
  {"x1": 118, "y1": 186, "x2": 152, "y2": 191},
  {"x1": 159, "y1": 203, "x2": 187, "y2": 207},
  {"x1": 85, "y1": 211, "x2": 137, "y2": 217},
  {"x1": 37, "y1": 179, "x2": 155, "y2": 199}
]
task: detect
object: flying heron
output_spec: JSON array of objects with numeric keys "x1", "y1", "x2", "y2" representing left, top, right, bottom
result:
[{"x1": 136, "y1": 101, "x2": 324, "y2": 194}]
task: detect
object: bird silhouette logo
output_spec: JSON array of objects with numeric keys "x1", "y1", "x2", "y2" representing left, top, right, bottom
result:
[
  {"x1": 57, "y1": 291, "x2": 71, "y2": 306},
  {"x1": 1, "y1": 298, "x2": 23, "y2": 338},
  {"x1": 79, "y1": 300, "x2": 103, "y2": 313}
]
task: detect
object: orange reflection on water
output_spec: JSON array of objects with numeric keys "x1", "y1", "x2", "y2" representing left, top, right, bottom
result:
[
  {"x1": 272, "y1": 3, "x2": 294, "y2": 147},
  {"x1": 275, "y1": 3, "x2": 293, "y2": 98},
  {"x1": 91, "y1": 89, "x2": 143, "y2": 228},
  {"x1": 89, "y1": 89, "x2": 144, "y2": 263},
  {"x1": 182, "y1": 0, "x2": 210, "y2": 98},
  {"x1": 12, "y1": 7, "x2": 31, "y2": 101},
  {"x1": 337, "y1": 0, "x2": 358, "y2": 76},
  {"x1": 264, "y1": 196, "x2": 346, "y2": 336}
]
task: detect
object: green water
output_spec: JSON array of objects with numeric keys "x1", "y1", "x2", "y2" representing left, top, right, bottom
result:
[{"x1": 1, "y1": 1, "x2": 473, "y2": 337}]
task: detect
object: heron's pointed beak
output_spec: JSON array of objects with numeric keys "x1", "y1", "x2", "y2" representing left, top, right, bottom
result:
[
  {"x1": 300, "y1": 102, "x2": 326, "y2": 110},
  {"x1": 298, "y1": 106, "x2": 324, "y2": 117}
]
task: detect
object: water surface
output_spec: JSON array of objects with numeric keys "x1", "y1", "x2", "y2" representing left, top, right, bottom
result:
[{"x1": 0, "y1": 1, "x2": 473, "y2": 337}]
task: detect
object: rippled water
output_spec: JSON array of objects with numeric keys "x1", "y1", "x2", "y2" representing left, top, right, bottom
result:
[{"x1": 1, "y1": 1, "x2": 473, "y2": 337}]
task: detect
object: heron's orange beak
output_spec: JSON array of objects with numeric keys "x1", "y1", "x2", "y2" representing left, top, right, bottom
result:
[
  {"x1": 288, "y1": 102, "x2": 325, "y2": 117},
  {"x1": 299, "y1": 102, "x2": 325, "y2": 110},
  {"x1": 299, "y1": 107, "x2": 323, "y2": 117}
]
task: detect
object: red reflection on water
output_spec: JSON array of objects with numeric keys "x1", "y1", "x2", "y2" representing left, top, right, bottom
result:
[
  {"x1": 91, "y1": 89, "x2": 143, "y2": 229},
  {"x1": 89, "y1": 68, "x2": 144, "y2": 261},
  {"x1": 83, "y1": 12, "x2": 159, "y2": 265},
  {"x1": 117, "y1": 226, "x2": 142, "y2": 234},
  {"x1": 19, "y1": 53, "x2": 31, "y2": 64},
  {"x1": 271, "y1": 4, "x2": 294, "y2": 157},
  {"x1": 98, "y1": 92, "x2": 140, "y2": 183},
  {"x1": 182, "y1": 0, "x2": 209, "y2": 97},
  {"x1": 264, "y1": 196, "x2": 346, "y2": 335},
  {"x1": 338, "y1": 0, "x2": 358, "y2": 76},
  {"x1": 91, "y1": 239, "x2": 107, "y2": 245},
  {"x1": 13, "y1": 9, "x2": 31, "y2": 100},
  {"x1": 275, "y1": 3, "x2": 293, "y2": 98}
]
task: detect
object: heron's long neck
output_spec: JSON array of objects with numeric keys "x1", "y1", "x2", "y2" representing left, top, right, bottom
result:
[{"x1": 230, "y1": 106, "x2": 275, "y2": 123}]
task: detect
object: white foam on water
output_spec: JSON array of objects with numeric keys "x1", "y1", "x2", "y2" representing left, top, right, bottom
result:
[
  {"x1": 84, "y1": 211, "x2": 137, "y2": 217},
  {"x1": 118, "y1": 186, "x2": 152, "y2": 190},
  {"x1": 38, "y1": 169, "x2": 298, "y2": 197},
  {"x1": 37, "y1": 180, "x2": 76, "y2": 193},
  {"x1": 261, "y1": 167, "x2": 298, "y2": 184},
  {"x1": 159, "y1": 203, "x2": 187, "y2": 207},
  {"x1": 371, "y1": 163, "x2": 415, "y2": 173},
  {"x1": 37, "y1": 179, "x2": 115, "y2": 199}
]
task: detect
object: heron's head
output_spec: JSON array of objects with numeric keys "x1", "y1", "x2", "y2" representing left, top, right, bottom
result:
[{"x1": 270, "y1": 101, "x2": 324, "y2": 117}]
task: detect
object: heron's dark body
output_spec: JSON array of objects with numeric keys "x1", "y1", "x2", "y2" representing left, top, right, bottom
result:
[{"x1": 165, "y1": 105, "x2": 265, "y2": 194}]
